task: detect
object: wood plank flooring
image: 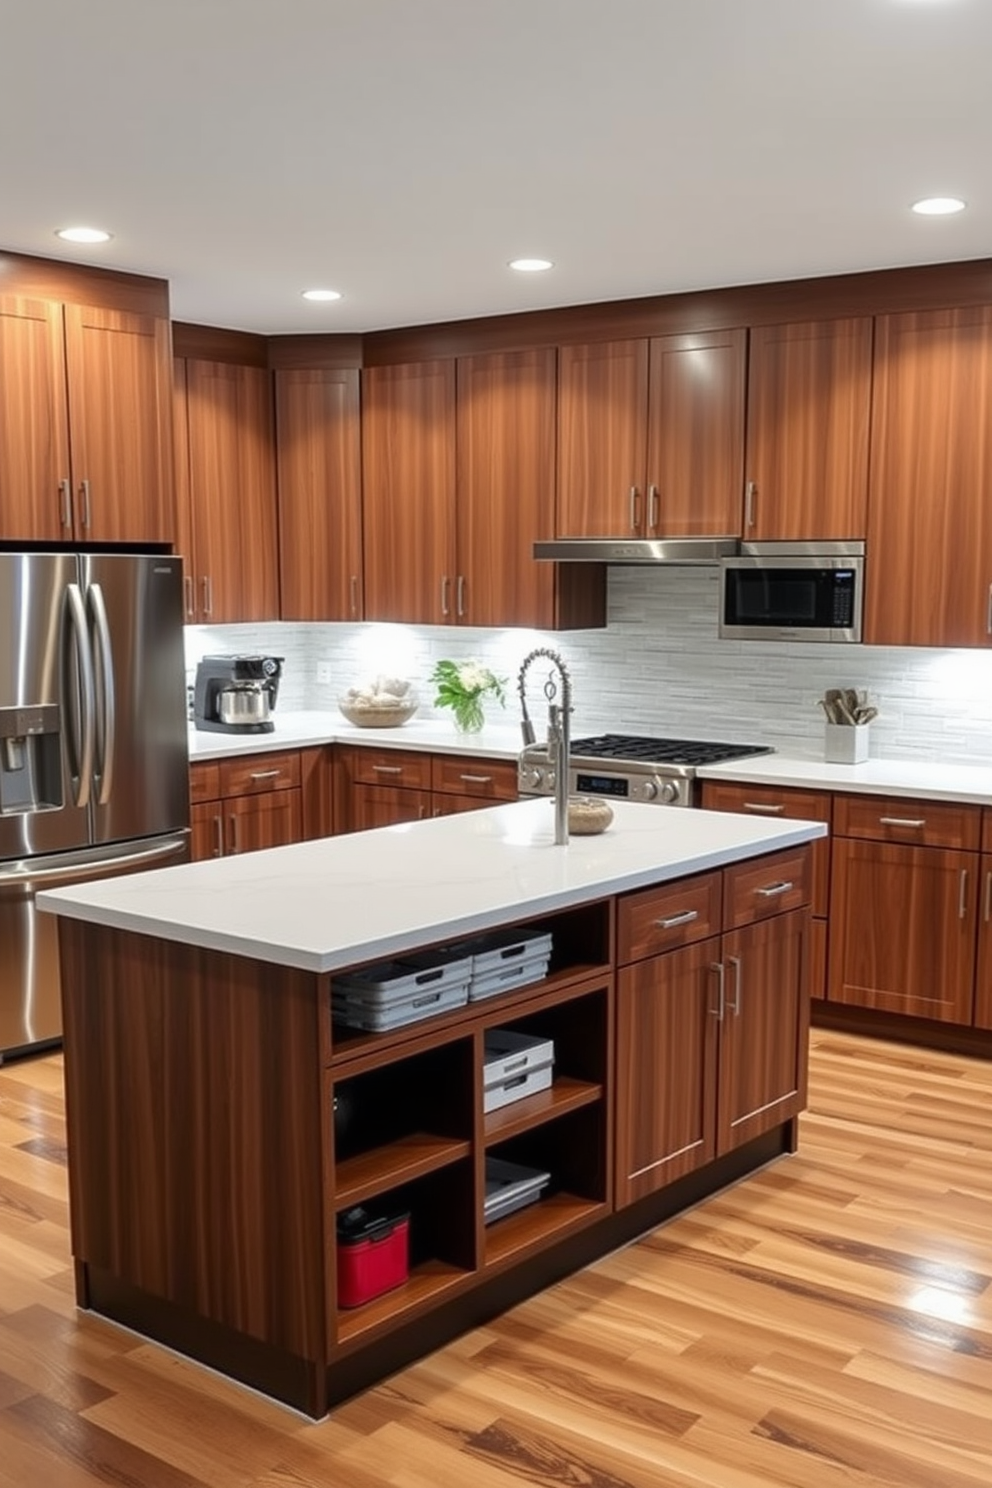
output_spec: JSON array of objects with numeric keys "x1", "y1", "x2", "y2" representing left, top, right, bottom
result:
[{"x1": 2, "y1": 1029, "x2": 992, "y2": 1485}]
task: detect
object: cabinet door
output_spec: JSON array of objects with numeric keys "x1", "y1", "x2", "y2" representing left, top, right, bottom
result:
[
  {"x1": 717, "y1": 908, "x2": 809, "y2": 1154},
  {"x1": 616, "y1": 938, "x2": 719, "y2": 1206},
  {"x1": 276, "y1": 367, "x2": 363, "y2": 621},
  {"x1": 744, "y1": 318, "x2": 872, "y2": 540},
  {"x1": 184, "y1": 359, "x2": 279, "y2": 622},
  {"x1": 348, "y1": 783, "x2": 431, "y2": 832},
  {"x1": 646, "y1": 329, "x2": 746, "y2": 537},
  {"x1": 975, "y1": 854, "x2": 992, "y2": 1030},
  {"x1": 190, "y1": 800, "x2": 224, "y2": 862},
  {"x1": 362, "y1": 360, "x2": 456, "y2": 623},
  {"x1": 226, "y1": 789, "x2": 302, "y2": 855},
  {"x1": 828, "y1": 839, "x2": 977, "y2": 1023},
  {"x1": 557, "y1": 340, "x2": 648, "y2": 537},
  {"x1": 456, "y1": 348, "x2": 557, "y2": 628},
  {"x1": 0, "y1": 296, "x2": 71, "y2": 540},
  {"x1": 62, "y1": 304, "x2": 174, "y2": 544},
  {"x1": 867, "y1": 306, "x2": 992, "y2": 647}
]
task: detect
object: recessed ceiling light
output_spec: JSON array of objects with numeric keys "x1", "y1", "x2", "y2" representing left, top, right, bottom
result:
[
  {"x1": 56, "y1": 226, "x2": 113, "y2": 244},
  {"x1": 301, "y1": 288, "x2": 342, "y2": 302},
  {"x1": 508, "y1": 258, "x2": 554, "y2": 273},
  {"x1": 911, "y1": 197, "x2": 966, "y2": 216}
]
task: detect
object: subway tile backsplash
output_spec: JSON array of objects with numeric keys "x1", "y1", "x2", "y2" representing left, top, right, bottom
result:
[{"x1": 186, "y1": 567, "x2": 992, "y2": 764}]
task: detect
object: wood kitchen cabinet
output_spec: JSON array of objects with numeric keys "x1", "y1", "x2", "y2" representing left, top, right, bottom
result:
[
  {"x1": 743, "y1": 317, "x2": 872, "y2": 540},
  {"x1": 276, "y1": 366, "x2": 363, "y2": 621},
  {"x1": 189, "y1": 752, "x2": 302, "y2": 860},
  {"x1": 973, "y1": 812, "x2": 992, "y2": 1030},
  {"x1": 700, "y1": 779, "x2": 832, "y2": 1000},
  {"x1": 866, "y1": 305, "x2": 992, "y2": 648},
  {"x1": 175, "y1": 357, "x2": 279, "y2": 623},
  {"x1": 827, "y1": 794, "x2": 980, "y2": 1023},
  {"x1": 615, "y1": 847, "x2": 811, "y2": 1207},
  {"x1": 335, "y1": 744, "x2": 517, "y2": 832},
  {"x1": 556, "y1": 329, "x2": 746, "y2": 539},
  {"x1": 0, "y1": 294, "x2": 173, "y2": 543}
]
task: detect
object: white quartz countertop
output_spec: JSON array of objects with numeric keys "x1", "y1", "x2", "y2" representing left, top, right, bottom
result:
[
  {"x1": 696, "y1": 753, "x2": 992, "y2": 805},
  {"x1": 38, "y1": 799, "x2": 825, "y2": 975},
  {"x1": 188, "y1": 712, "x2": 523, "y2": 761}
]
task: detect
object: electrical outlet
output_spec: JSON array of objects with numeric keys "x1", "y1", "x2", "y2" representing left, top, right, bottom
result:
[{"x1": 316, "y1": 662, "x2": 332, "y2": 684}]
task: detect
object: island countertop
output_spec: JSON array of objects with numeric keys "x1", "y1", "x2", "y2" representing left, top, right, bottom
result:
[{"x1": 38, "y1": 798, "x2": 825, "y2": 975}]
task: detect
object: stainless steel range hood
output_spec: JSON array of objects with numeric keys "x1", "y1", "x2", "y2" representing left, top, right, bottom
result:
[{"x1": 533, "y1": 537, "x2": 740, "y2": 565}]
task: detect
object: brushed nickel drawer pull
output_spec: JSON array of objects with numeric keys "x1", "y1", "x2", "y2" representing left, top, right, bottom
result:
[
  {"x1": 726, "y1": 954, "x2": 742, "y2": 1016},
  {"x1": 655, "y1": 909, "x2": 699, "y2": 929},
  {"x1": 628, "y1": 485, "x2": 640, "y2": 532},
  {"x1": 213, "y1": 815, "x2": 223, "y2": 858},
  {"x1": 647, "y1": 484, "x2": 659, "y2": 531},
  {"x1": 878, "y1": 816, "x2": 926, "y2": 828},
  {"x1": 350, "y1": 574, "x2": 359, "y2": 615},
  {"x1": 184, "y1": 575, "x2": 195, "y2": 619},
  {"x1": 79, "y1": 478, "x2": 91, "y2": 528},
  {"x1": 229, "y1": 814, "x2": 239, "y2": 854},
  {"x1": 960, "y1": 869, "x2": 969, "y2": 920},
  {"x1": 457, "y1": 574, "x2": 466, "y2": 617},
  {"x1": 709, "y1": 961, "x2": 725, "y2": 1020},
  {"x1": 459, "y1": 773, "x2": 493, "y2": 784},
  {"x1": 756, "y1": 880, "x2": 794, "y2": 898},
  {"x1": 440, "y1": 575, "x2": 450, "y2": 616},
  {"x1": 248, "y1": 769, "x2": 281, "y2": 781},
  {"x1": 372, "y1": 764, "x2": 403, "y2": 775},
  {"x1": 744, "y1": 480, "x2": 756, "y2": 528},
  {"x1": 59, "y1": 478, "x2": 72, "y2": 528},
  {"x1": 743, "y1": 801, "x2": 784, "y2": 814}
]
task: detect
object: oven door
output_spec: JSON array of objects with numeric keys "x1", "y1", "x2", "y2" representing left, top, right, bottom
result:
[{"x1": 719, "y1": 547, "x2": 864, "y2": 642}]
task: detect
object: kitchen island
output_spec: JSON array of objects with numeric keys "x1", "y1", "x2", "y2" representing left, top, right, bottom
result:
[{"x1": 41, "y1": 799, "x2": 825, "y2": 1417}]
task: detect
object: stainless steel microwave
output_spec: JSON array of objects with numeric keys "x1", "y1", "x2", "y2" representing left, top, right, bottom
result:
[{"x1": 719, "y1": 541, "x2": 865, "y2": 642}]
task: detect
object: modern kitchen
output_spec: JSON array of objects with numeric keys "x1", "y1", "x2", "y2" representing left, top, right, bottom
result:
[{"x1": 3, "y1": 3, "x2": 992, "y2": 1485}]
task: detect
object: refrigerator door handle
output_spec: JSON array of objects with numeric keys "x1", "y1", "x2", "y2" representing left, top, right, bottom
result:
[
  {"x1": 1, "y1": 834, "x2": 189, "y2": 889},
  {"x1": 65, "y1": 582, "x2": 96, "y2": 809},
  {"x1": 88, "y1": 582, "x2": 116, "y2": 807}
]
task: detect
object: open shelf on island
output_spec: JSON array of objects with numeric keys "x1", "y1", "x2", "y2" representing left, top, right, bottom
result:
[
  {"x1": 484, "y1": 1076, "x2": 602, "y2": 1146},
  {"x1": 483, "y1": 1192, "x2": 607, "y2": 1269},
  {"x1": 335, "y1": 1259, "x2": 471, "y2": 1345},
  {"x1": 335, "y1": 1133, "x2": 472, "y2": 1209}
]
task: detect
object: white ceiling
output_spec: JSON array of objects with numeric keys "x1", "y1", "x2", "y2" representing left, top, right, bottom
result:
[{"x1": 2, "y1": 0, "x2": 989, "y2": 336}]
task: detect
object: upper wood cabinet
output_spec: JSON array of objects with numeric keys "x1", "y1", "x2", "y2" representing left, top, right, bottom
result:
[
  {"x1": 362, "y1": 359, "x2": 456, "y2": 624},
  {"x1": 743, "y1": 317, "x2": 872, "y2": 540},
  {"x1": 0, "y1": 295, "x2": 173, "y2": 543},
  {"x1": 556, "y1": 329, "x2": 746, "y2": 539},
  {"x1": 175, "y1": 357, "x2": 279, "y2": 623},
  {"x1": 866, "y1": 305, "x2": 992, "y2": 647},
  {"x1": 275, "y1": 367, "x2": 363, "y2": 621}
]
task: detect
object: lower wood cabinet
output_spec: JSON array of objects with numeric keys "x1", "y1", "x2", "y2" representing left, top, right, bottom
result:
[
  {"x1": 336, "y1": 744, "x2": 518, "y2": 832},
  {"x1": 188, "y1": 748, "x2": 339, "y2": 859},
  {"x1": 615, "y1": 848, "x2": 811, "y2": 1208}
]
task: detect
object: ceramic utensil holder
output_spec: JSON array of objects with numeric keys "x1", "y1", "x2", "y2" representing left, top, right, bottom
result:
[{"x1": 824, "y1": 722, "x2": 869, "y2": 764}]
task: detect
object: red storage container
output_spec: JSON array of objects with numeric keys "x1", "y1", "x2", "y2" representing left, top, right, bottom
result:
[{"x1": 336, "y1": 1206, "x2": 410, "y2": 1308}]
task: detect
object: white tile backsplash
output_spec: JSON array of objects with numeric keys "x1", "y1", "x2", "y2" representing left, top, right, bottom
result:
[{"x1": 186, "y1": 568, "x2": 992, "y2": 764}]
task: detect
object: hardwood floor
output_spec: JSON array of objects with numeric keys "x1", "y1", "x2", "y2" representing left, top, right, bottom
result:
[{"x1": 2, "y1": 1029, "x2": 991, "y2": 1485}]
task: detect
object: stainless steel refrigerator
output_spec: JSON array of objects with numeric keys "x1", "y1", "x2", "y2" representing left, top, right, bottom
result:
[{"x1": 0, "y1": 551, "x2": 190, "y2": 1058}]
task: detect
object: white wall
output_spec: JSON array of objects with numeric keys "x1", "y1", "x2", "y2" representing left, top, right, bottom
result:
[{"x1": 186, "y1": 567, "x2": 992, "y2": 764}]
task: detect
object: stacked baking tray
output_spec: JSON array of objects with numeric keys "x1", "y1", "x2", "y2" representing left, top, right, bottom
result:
[
  {"x1": 483, "y1": 1028, "x2": 555, "y2": 1113},
  {"x1": 484, "y1": 1156, "x2": 551, "y2": 1224},
  {"x1": 449, "y1": 927, "x2": 553, "y2": 1002},
  {"x1": 331, "y1": 947, "x2": 473, "y2": 1032}
]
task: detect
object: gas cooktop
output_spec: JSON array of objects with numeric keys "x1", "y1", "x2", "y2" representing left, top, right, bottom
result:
[{"x1": 569, "y1": 733, "x2": 773, "y2": 768}]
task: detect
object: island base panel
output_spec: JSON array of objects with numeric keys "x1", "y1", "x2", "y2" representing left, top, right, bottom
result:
[{"x1": 77, "y1": 1123, "x2": 792, "y2": 1418}]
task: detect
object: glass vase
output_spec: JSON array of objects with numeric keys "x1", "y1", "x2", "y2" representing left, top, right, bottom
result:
[{"x1": 452, "y1": 696, "x2": 485, "y2": 734}]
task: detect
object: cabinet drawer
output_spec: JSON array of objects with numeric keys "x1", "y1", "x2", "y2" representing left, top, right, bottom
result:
[
  {"x1": 431, "y1": 754, "x2": 518, "y2": 801},
  {"x1": 701, "y1": 781, "x2": 832, "y2": 918},
  {"x1": 189, "y1": 761, "x2": 221, "y2": 804},
  {"x1": 722, "y1": 845, "x2": 812, "y2": 930},
  {"x1": 617, "y1": 872, "x2": 722, "y2": 964},
  {"x1": 982, "y1": 809, "x2": 992, "y2": 855},
  {"x1": 834, "y1": 794, "x2": 980, "y2": 851},
  {"x1": 220, "y1": 750, "x2": 301, "y2": 797},
  {"x1": 349, "y1": 747, "x2": 432, "y2": 790}
]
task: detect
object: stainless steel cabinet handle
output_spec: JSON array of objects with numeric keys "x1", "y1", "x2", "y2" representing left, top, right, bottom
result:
[
  {"x1": 655, "y1": 909, "x2": 699, "y2": 929},
  {"x1": 709, "y1": 961, "x2": 725, "y2": 1020},
  {"x1": 985, "y1": 870, "x2": 992, "y2": 924},
  {"x1": 987, "y1": 583, "x2": 992, "y2": 636},
  {"x1": 743, "y1": 801, "x2": 784, "y2": 814},
  {"x1": 59, "y1": 478, "x2": 72, "y2": 529},
  {"x1": 744, "y1": 480, "x2": 756, "y2": 529},
  {"x1": 459, "y1": 773, "x2": 493, "y2": 784},
  {"x1": 249, "y1": 769, "x2": 281, "y2": 781},
  {"x1": 628, "y1": 485, "x2": 640, "y2": 532},
  {"x1": 878, "y1": 817, "x2": 926, "y2": 829},
  {"x1": 184, "y1": 575, "x2": 195, "y2": 619},
  {"x1": 756, "y1": 880, "x2": 794, "y2": 898},
  {"x1": 213, "y1": 815, "x2": 224, "y2": 858},
  {"x1": 79, "y1": 478, "x2": 91, "y2": 528},
  {"x1": 456, "y1": 574, "x2": 466, "y2": 617},
  {"x1": 726, "y1": 954, "x2": 742, "y2": 1016},
  {"x1": 959, "y1": 869, "x2": 969, "y2": 920},
  {"x1": 440, "y1": 575, "x2": 450, "y2": 616},
  {"x1": 229, "y1": 814, "x2": 239, "y2": 854},
  {"x1": 372, "y1": 764, "x2": 403, "y2": 775},
  {"x1": 201, "y1": 575, "x2": 213, "y2": 616},
  {"x1": 350, "y1": 575, "x2": 359, "y2": 616},
  {"x1": 647, "y1": 484, "x2": 659, "y2": 531}
]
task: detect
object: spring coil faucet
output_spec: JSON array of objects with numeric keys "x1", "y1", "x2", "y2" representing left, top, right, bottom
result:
[{"x1": 517, "y1": 647, "x2": 572, "y2": 845}]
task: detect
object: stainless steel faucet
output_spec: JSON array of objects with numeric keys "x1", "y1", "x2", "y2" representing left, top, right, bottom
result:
[{"x1": 517, "y1": 647, "x2": 572, "y2": 845}]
